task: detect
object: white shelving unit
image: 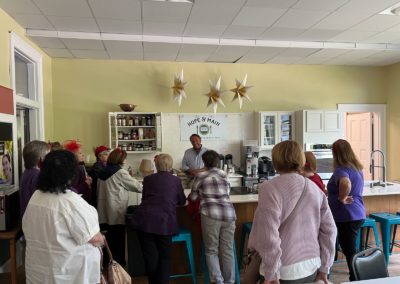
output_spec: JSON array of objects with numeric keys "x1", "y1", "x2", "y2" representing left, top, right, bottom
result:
[
  {"x1": 108, "y1": 112, "x2": 162, "y2": 153},
  {"x1": 257, "y1": 111, "x2": 295, "y2": 149}
]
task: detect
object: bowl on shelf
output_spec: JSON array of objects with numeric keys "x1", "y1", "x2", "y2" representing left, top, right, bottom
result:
[{"x1": 119, "y1": 104, "x2": 136, "y2": 112}]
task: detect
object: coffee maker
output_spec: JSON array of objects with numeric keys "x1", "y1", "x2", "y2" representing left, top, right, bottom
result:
[
  {"x1": 241, "y1": 140, "x2": 260, "y2": 176},
  {"x1": 225, "y1": 154, "x2": 233, "y2": 173},
  {"x1": 258, "y1": 156, "x2": 275, "y2": 176}
]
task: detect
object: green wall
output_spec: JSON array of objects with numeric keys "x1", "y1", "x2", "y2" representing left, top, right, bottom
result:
[
  {"x1": 52, "y1": 59, "x2": 387, "y2": 155},
  {"x1": 0, "y1": 8, "x2": 54, "y2": 139}
]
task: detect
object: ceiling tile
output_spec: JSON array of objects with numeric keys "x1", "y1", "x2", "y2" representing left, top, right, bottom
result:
[
  {"x1": 207, "y1": 46, "x2": 252, "y2": 63},
  {"x1": 184, "y1": 23, "x2": 227, "y2": 38},
  {"x1": 143, "y1": 42, "x2": 180, "y2": 61},
  {"x1": 47, "y1": 16, "x2": 99, "y2": 32},
  {"x1": 11, "y1": 14, "x2": 54, "y2": 30},
  {"x1": 97, "y1": 19, "x2": 142, "y2": 34},
  {"x1": 237, "y1": 46, "x2": 284, "y2": 63},
  {"x1": 278, "y1": 48, "x2": 320, "y2": 57},
  {"x1": 296, "y1": 57, "x2": 329, "y2": 65},
  {"x1": 296, "y1": 29, "x2": 342, "y2": 41},
  {"x1": 105, "y1": 41, "x2": 143, "y2": 60},
  {"x1": 312, "y1": 11, "x2": 369, "y2": 30},
  {"x1": 258, "y1": 27, "x2": 306, "y2": 40},
  {"x1": 176, "y1": 44, "x2": 218, "y2": 62},
  {"x1": 29, "y1": 36, "x2": 65, "y2": 48},
  {"x1": 70, "y1": 49, "x2": 109, "y2": 59},
  {"x1": 88, "y1": 0, "x2": 141, "y2": 21},
  {"x1": 143, "y1": 22, "x2": 185, "y2": 36},
  {"x1": 42, "y1": 48, "x2": 73, "y2": 58},
  {"x1": 62, "y1": 38, "x2": 104, "y2": 50},
  {"x1": 329, "y1": 30, "x2": 377, "y2": 42},
  {"x1": 222, "y1": 25, "x2": 265, "y2": 39},
  {"x1": 245, "y1": 0, "x2": 297, "y2": 9},
  {"x1": 292, "y1": 0, "x2": 349, "y2": 11},
  {"x1": 188, "y1": 2, "x2": 242, "y2": 25},
  {"x1": 361, "y1": 31, "x2": 400, "y2": 44},
  {"x1": 266, "y1": 56, "x2": 302, "y2": 64},
  {"x1": 336, "y1": 0, "x2": 400, "y2": 15},
  {"x1": 143, "y1": 1, "x2": 191, "y2": 23},
  {"x1": 33, "y1": 0, "x2": 92, "y2": 17},
  {"x1": 273, "y1": 9, "x2": 330, "y2": 29},
  {"x1": 0, "y1": 0, "x2": 41, "y2": 14},
  {"x1": 351, "y1": 14, "x2": 400, "y2": 32},
  {"x1": 231, "y1": 7, "x2": 286, "y2": 27},
  {"x1": 308, "y1": 48, "x2": 350, "y2": 58}
]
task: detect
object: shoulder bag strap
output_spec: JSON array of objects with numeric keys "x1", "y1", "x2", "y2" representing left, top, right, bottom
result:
[{"x1": 280, "y1": 177, "x2": 308, "y2": 228}]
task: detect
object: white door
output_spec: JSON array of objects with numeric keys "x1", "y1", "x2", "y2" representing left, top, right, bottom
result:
[{"x1": 346, "y1": 112, "x2": 372, "y2": 180}]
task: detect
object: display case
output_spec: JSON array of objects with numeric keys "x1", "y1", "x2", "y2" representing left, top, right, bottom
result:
[
  {"x1": 108, "y1": 112, "x2": 162, "y2": 153},
  {"x1": 258, "y1": 111, "x2": 294, "y2": 149}
]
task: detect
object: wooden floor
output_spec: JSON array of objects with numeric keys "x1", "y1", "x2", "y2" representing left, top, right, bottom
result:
[{"x1": 2, "y1": 253, "x2": 400, "y2": 284}]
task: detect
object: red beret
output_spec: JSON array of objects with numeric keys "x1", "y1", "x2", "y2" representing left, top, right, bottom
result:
[{"x1": 95, "y1": 145, "x2": 110, "y2": 157}]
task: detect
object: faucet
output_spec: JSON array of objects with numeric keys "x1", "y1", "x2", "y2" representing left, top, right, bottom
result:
[{"x1": 370, "y1": 150, "x2": 386, "y2": 186}]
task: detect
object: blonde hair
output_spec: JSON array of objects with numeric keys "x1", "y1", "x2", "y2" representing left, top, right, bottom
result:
[
  {"x1": 304, "y1": 151, "x2": 317, "y2": 173},
  {"x1": 332, "y1": 139, "x2": 363, "y2": 170},
  {"x1": 272, "y1": 140, "x2": 305, "y2": 174},
  {"x1": 155, "y1": 154, "x2": 173, "y2": 172}
]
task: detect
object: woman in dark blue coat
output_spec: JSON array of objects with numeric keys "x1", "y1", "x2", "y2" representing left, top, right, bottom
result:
[{"x1": 132, "y1": 153, "x2": 186, "y2": 284}]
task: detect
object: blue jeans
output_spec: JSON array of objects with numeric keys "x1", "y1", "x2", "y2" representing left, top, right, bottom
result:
[{"x1": 201, "y1": 214, "x2": 236, "y2": 284}]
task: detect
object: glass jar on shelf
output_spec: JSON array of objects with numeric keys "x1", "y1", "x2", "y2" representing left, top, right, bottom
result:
[
  {"x1": 134, "y1": 116, "x2": 139, "y2": 126},
  {"x1": 128, "y1": 116, "x2": 134, "y2": 126},
  {"x1": 121, "y1": 144, "x2": 127, "y2": 151},
  {"x1": 127, "y1": 143, "x2": 133, "y2": 151},
  {"x1": 118, "y1": 131, "x2": 123, "y2": 140}
]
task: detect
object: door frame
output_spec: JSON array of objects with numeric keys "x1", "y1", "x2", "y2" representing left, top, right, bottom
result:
[{"x1": 338, "y1": 103, "x2": 386, "y2": 154}]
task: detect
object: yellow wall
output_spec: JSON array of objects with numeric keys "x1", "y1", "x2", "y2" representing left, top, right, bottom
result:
[
  {"x1": 52, "y1": 59, "x2": 387, "y2": 154},
  {"x1": 0, "y1": 8, "x2": 54, "y2": 139}
]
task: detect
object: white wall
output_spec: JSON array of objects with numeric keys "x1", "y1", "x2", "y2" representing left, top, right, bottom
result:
[{"x1": 125, "y1": 112, "x2": 259, "y2": 173}]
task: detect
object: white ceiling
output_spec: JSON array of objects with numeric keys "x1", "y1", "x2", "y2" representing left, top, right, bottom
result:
[{"x1": 3, "y1": 0, "x2": 400, "y2": 66}]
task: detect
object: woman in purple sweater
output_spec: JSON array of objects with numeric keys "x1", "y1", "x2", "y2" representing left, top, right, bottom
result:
[
  {"x1": 327, "y1": 139, "x2": 366, "y2": 281},
  {"x1": 248, "y1": 140, "x2": 337, "y2": 284}
]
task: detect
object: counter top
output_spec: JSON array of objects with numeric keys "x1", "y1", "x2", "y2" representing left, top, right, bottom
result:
[{"x1": 363, "y1": 181, "x2": 400, "y2": 196}]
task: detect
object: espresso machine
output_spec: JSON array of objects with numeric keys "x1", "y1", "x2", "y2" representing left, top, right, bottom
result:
[{"x1": 241, "y1": 140, "x2": 260, "y2": 176}]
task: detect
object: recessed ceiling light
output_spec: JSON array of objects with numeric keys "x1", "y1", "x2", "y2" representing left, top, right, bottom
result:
[{"x1": 379, "y1": 2, "x2": 400, "y2": 15}]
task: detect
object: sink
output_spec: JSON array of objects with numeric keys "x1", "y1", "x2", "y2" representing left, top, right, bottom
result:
[
  {"x1": 230, "y1": 186, "x2": 258, "y2": 195},
  {"x1": 365, "y1": 181, "x2": 394, "y2": 187}
]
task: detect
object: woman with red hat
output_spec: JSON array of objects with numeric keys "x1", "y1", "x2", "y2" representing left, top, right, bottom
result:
[
  {"x1": 89, "y1": 145, "x2": 110, "y2": 207},
  {"x1": 63, "y1": 140, "x2": 93, "y2": 204}
]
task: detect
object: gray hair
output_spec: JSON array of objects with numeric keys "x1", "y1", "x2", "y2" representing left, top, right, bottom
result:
[
  {"x1": 23, "y1": 140, "x2": 49, "y2": 168},
  {"x1": 155, "y1": 154, "x2": 173, "y2": 172}
]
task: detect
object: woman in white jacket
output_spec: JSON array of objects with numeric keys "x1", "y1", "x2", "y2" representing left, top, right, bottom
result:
[{"x1": 97, "y1": 148, "x2": 142, "y2": 266}]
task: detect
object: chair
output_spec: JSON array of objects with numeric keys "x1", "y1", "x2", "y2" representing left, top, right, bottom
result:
[
  {"x1": 355, "y1": 218, "x2": 380, "y2": 251},
  {"x1": 170, "y1": 227, "x2": 197, "y2": 284},
  {"x1": 351, "y1": 248, "x2": 389, "y2": 281}
]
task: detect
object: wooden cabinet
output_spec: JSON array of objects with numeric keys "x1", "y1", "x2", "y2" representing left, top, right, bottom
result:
[
  {"x1": 108, "y1": 112, "x2": 161, "y2": 153},
  {"x1": 257, "y1": 111, "x2": 294, "y2": 149},
  {"x1": 296, "y1": 110, "x2": 343, "y2": 146}
]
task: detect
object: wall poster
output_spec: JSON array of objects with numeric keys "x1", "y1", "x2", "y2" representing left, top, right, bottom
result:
[
  {"x1": 0, "y1": 141, "x2": 13, "y2": 185},
  {"x1": 180, "y1": 114, "x2": 228, "y2": 141}
]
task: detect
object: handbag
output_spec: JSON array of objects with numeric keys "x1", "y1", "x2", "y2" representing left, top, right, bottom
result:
[
  {"x1": 242, "y1": 178, "x2": 309, "y2": 284},
  {"x1": 100, "y1": 238, "x2": 131, "y2": 284}
]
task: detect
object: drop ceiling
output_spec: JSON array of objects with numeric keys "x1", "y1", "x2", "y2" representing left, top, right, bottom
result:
[{"x1": 3, "y1": 0, "x2": 400, "y2": 66}]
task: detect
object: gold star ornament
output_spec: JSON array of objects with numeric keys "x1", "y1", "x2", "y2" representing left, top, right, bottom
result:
[
  {"x1": 171, "y1": 69, "x2": 187, "y2": 106},
  {"x1": 230, "y1": 74, "x2": 253, "y2": 109},
  {"x1": 205, "y1": 76, "x2": 225, "y2": 113}
]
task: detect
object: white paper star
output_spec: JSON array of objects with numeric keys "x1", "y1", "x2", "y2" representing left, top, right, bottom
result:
[
  {"x1": 230, "y1": 74, "x2": 253, "y2": 109},
  {"x1": 171, "y1": 69, "x2": 187, "y2": 106},
  {"x1": 205, "y1": 76, "x2": 226, "y2": 113}
]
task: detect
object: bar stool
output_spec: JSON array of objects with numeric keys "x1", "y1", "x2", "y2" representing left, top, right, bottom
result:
[
  {"x1": 170, "y1": 227, "x2": 197, "y2": 284},
  {"x1": 355, "y1": 218, "x2": 380, "y2": 251},
  {"x1": 239, "y1": 222, "x2": 252, "y2": 268},
  {"x1": 369, "y1": 212, "x2": 400, "y2": 265},
  {"x1": 200, "y1": 240, "x2": 241, "y2": 284}
]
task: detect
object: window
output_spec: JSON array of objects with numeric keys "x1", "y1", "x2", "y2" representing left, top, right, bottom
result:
[{"x1": 9, "y1": 32, "x2": 44, "y2": 184}]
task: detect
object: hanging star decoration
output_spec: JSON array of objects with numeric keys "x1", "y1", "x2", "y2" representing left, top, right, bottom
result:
[
  {"x1": 205, "y1": 76, "x2": 226, "y2": 113},
  {"x1": 230, "y1": 74, "x2": 253, "y2": 109},
  {"x1": 171, "y1": 69, "x2": 187, "y2": 106}
]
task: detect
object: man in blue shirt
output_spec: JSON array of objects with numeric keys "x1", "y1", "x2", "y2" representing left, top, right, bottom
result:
[{"x1": 182, "y1": 134, "x2": 207, "y2": 177}]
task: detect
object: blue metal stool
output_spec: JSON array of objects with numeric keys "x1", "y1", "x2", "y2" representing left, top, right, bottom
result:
[
  {"x1": 170, "y1": 227, "x2": 197, "y2": 284},
  {"x1": 239, "y1": 222, "x2": 252, "y2": 268},
  {"x1": 200, "y1": 240, "x2": 241, "y2": 284},
  {"x1": 369, "y1": 212, "x2": 400, "y2": 265},
  {"x1": 356, "y1": 218, "x2": 380, "y2": 251}
]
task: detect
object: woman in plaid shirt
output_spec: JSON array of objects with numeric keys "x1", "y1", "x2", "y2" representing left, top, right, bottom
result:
[{"x1": 189, "y1": 150, "x2": 237, "y2": 284}]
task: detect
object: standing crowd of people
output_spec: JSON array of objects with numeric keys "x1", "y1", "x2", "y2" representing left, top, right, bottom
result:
[{"x1": 18, "y1": 134, "x2": 365, "y2": 284}]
